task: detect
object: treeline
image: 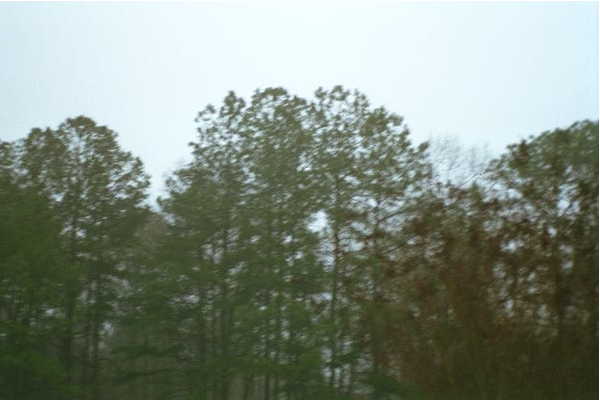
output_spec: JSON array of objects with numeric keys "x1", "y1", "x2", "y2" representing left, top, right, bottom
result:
[{"x1": 0, "y1": 87, "x2": 597, "y2": 400}]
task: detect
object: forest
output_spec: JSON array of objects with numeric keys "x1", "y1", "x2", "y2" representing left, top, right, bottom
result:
[{"x1": 0, "y1": 86, "x2": 598, "y2": 400}]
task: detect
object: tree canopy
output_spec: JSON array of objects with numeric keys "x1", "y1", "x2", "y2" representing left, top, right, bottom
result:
[{"x1": 1, "y1": 89, "x2": 597, "y2": 400}]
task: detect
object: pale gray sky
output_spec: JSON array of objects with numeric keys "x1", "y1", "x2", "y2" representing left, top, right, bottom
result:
[{"x1": 1, "y1": 1, "x2": 597, "y2": 201}]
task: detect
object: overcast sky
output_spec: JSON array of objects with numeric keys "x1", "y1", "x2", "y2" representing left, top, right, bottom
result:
[{"x1": 1, "y1": 1, "x2": 597, "y2": 201}]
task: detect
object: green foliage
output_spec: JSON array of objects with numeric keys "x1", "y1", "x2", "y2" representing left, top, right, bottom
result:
[
  {"x1": 0, "y1": 167, "x2": 69, "y2": 399},
  {"x1": 1, "y1": 95, "x2": 597, "y2": 400},
  {"x1": 3, "y1": 116, "x2": 150, "y2": 400}
]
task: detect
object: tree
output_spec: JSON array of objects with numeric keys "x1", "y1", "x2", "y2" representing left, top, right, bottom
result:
[
  {"x1": 14, "y1": 116, "x2": 150, "y2": 400},
  {"x1": 486, "y1": 120, "x2": 598, "y2": 399},
  {"x1": 306, "y1": 86, "x2": 434, "y2": 399},
  {"x1": 157, "y1": 89, "x2": 328, "y2": 400},
  {"x1": 382, "y1": 120, "x2": 598, "y2": 400},
  {"x1": 0, "y1": 155, "x2": 69, "y2": 400},
  {"x1": 4, "y1": 91, "x2": 595, "y2": 400}
]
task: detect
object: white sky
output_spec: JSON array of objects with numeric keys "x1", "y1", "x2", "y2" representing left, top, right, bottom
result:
[{"x1": 0, "y1": 1, "x2": 597, "y2": 202}]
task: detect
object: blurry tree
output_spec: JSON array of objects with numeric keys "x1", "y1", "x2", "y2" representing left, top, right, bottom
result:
[
  {"x1": 1, "y1": 91, "x2": 596, "y2": 400},
  {"x1": 486, "y1": 120, "x2": 598, "y2": 399},
  {"x1": 13, "y1": 116, "x2": 150, "y2": 400},
  {"x1": 156, "y1": 89, "x2": 327, "y2": 400},
  {"x1": 0, "y1": 151, "x2": 69, "y2": 399},
  {"x1": 383, "y1": 120, "x2": 598, "y2": 400},
  {"x1": 309, "y1": 86, "x2": 432, "y2": 399}
]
